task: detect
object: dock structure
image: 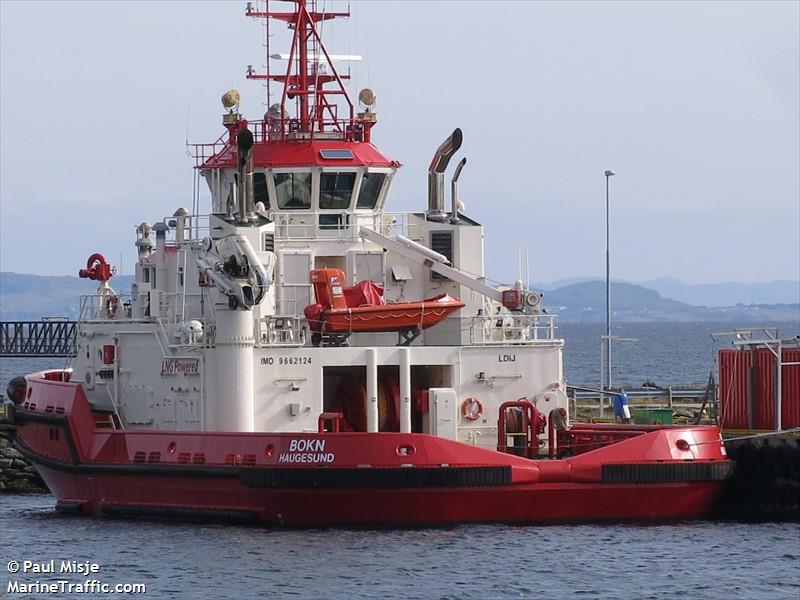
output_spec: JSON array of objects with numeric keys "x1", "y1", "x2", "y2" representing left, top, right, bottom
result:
[{"x1": 0, "y1": 320, "x2": 77, "y2": 357}]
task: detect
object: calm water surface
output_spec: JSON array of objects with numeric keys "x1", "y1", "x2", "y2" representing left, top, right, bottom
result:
[
  {"x1": 1, "y1": 321, "x2": 799, "y2": 599},
  {"x1": 1, "y1": 494, "x2": 799, "y2": 599}
]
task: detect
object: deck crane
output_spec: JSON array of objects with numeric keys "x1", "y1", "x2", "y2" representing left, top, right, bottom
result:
[{"x1": 358, "y1": 227, "x2": 544, "y2": 314}]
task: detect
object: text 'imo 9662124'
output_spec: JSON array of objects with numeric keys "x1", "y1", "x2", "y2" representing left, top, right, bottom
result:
[{"x1": 7, "y1": 1, "x2": 731, "y2": 526}]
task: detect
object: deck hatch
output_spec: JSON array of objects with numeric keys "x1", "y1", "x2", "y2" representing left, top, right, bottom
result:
[{"x1": 319, "y1": 149, "x2": 354, "y2": 160}]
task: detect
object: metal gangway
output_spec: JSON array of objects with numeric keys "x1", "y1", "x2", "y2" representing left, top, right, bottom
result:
[{"x1": 0, "y1": 319, "x2": 77, "y2": 357}]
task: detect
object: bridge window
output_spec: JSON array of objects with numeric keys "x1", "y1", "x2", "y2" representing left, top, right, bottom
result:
[
  {"x1": 357, "y1": 172, "x2": 387, "y2": 209},
  {"x1": 319, "y1": 172, "x2": 356, "y2": 209},
  {"x1": 274, "y1": 172, "x2": 311, "y2": 210},
  {"x1": 253, "y1": 172, "x2": 269, "y2": 208}
]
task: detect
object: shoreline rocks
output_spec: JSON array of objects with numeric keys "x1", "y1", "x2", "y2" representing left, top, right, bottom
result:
[{"x1": 0, "y1": 423, "x2": 48, "y2": 493}]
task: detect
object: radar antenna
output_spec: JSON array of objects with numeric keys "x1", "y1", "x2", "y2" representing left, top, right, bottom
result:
[{"x1": 245, "y1": 1, "x2": 374, "y2": 142}]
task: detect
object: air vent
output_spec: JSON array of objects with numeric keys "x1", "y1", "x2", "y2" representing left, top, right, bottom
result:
[
  {"x1": 263, "y1": 233, "x2": 275, "y2": 252},
  {"x1": 430, "y1": 231, "x2": 453, "y2": 281}
]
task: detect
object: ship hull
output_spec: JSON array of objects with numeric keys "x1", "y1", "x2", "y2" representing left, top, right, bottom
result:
[
  {"x1": 28, "y1": 463, "x2": 722, "y2": 525},
  {"x1": 11, "y1": 375, "x2": 732, "y2": 526}
]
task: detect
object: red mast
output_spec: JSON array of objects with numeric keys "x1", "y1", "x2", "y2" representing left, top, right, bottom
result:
[{"x1": 245, "y1": 0, "x2": 370, "y2": 142}]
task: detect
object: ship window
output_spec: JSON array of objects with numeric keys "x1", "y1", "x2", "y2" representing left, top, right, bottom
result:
[
  {"x1": 253, "y1": 172, "x2": 269, "y2": 208},
  {"x1": 357, "y1": 172, "x2": 387, "y2": 209},
  {"x1": 274, "y1": 172, "x2": 312, "y2": 210},
  {"x1": 320, "y1": 149, "x2": 354, "y2": 160},
  {"x1": 319, "y1": 213, "x2": 349, "y2": 230},
  {"x1": 319, "y1": 172, "x2": 356, "y2": 209}
]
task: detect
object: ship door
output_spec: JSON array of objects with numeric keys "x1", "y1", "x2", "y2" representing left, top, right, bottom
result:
[
  {"x1": 429, "y1": 388, "x2": 457, "y2": 439},
  {"x1": 279, "y1": 251, "x2": 313, "y2": 315}
]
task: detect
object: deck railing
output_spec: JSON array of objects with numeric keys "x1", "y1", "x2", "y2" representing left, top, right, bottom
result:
[
  {"x1": 79, "y1": 294, "x2": 133, "y2": 322},
  {"x1": 256, "y1": 315, "x2": 306, "y2": 347},
  {"x1": 272, "y1": 211, "x2": 424, "y2": 242},
  {"x1": 469, "y1": 314, "x2": 558, "y2": 345},
  {"x1": 189, "y1": 117, "x2": 376, "y2": 168}
]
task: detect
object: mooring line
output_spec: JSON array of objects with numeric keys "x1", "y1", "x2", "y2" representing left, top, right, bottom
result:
[{"x1": 692, "y1": 427, "x2": 800, "y2": 446}]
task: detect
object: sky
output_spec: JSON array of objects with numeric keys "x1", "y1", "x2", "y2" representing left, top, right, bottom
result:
[{"x1": 1, "y1": 0, "x2": 798, "y2": 286}]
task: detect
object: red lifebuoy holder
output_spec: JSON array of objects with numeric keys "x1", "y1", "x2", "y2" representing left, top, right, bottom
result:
[{"x1": 462, "y1": 397, "x2": 483, "y2": 420}]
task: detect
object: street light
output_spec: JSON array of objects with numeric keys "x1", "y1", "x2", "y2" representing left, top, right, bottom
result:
[{"x1": 604, "y1": 169, "x2": 615, "y2": 393}]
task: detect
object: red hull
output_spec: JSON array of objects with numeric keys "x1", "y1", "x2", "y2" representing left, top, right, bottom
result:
[
  {"x1": 12, "y1": 375, "x2": 731, "y2": 526},
  {"x1": 32, "y1": 465, "x2": 723, "y2": 525}
]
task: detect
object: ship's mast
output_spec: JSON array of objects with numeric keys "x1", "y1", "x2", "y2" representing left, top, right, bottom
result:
[{"x1": 245, "y1": 0, "x2": 360, "y2": 141}]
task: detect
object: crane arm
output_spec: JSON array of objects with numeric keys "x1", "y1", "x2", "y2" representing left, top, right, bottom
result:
[
  {"x1": 359, "y1": 226, "x2": 501, "y2": 301},
  {"x1": 358, "y1": 227, "x2": 542, "y2": 313}
]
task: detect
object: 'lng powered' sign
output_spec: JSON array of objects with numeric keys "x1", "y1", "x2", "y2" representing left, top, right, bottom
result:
[
  {"x1": 160, "y1": 359, "x2": 200, "y2": 376},
  {"x1": 278, "y1": 439, "x2": 335, "y2": 464}
]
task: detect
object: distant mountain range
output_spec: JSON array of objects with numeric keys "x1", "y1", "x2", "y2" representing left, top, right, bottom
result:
[
  {"x1": 541, "y1": 280, "x2": 799, "y2": 323},
  {"x1": 0, "y1": 272, "x2": 135, "y2": 321},
  {"x1": 1, "y1": 271, "x2": 798, "y2": 324},
  {"x1": 539, "y1": 277, "x2": 799, "y2": 306}
]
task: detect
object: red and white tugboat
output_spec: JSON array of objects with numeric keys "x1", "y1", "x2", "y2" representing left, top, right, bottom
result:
[{"x1": 8, "y1": 1, "x2": 730, "y2": 525}]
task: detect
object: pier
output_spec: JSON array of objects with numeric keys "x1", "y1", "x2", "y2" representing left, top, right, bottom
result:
[{"x1": 0, "y1": 320, "x2": 77, "y2": 357}]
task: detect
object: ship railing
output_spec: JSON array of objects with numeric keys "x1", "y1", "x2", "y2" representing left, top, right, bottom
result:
[
  {"x1": 79, "y1": 294, "x2": 134, "y2": 322},
  {"x1": 147, "y1": 210, "x2": 423, "y2": 244},
  {"x1": 379, "y1": 213, "x2": 425, "y2": 241},
  {"x1": 78, "y1": 291, "x2": 209, "y2": 333},
  {"x1": 154, "y1": 291, "x2": 208, "y2": 335},
  {"x1": 189, "y1": 115, "x2": 375, "y2": 168},
  {"x1": 151, "y1": 213, "x2": 212, "y2": 246},
  {"x1": 469, "y1": 314, "x2": 559, "y2": 345},
  {"x1": 256, "y1": 315, "x2": 306, "y2": 347},
  {"x1": 250, "y1": 117, "x2": 373, "y2": 144},
  {"x1": 273, "y1": 211, "x2": 424, "y2": 242},
  {"x1": 189, "y1": 133, "x2": 231, "y2": 168}
]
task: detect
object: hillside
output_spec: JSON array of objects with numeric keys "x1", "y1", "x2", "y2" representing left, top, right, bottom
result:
[
  {"x1": 542, "y1": 280, "x2": 799, "y2": 323},
  {"x1": 544, "y1": 281, "x2": 696, "y2": 322},
  {"x1": 639, "y1": 277, "x2": 800, "y2": 307},
  {"x1": 0, "y1": 272, "x2": 134, "y2": 320},
  {"x1": 539, "y1": 277, "x2": 799, "y2": 306}
]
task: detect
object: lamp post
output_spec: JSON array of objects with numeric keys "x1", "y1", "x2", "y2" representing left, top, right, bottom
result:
[{"x1": 604, "y1": 169, "x2": 615, "y2": 393}]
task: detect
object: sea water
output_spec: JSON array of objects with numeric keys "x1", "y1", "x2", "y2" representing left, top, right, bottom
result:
[{"x1": 1, "y1": 321, "x2": 799, "y2": 599}]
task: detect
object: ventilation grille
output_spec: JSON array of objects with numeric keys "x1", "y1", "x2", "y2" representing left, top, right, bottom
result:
[{"x1": 430, "y1": 231, "x2": 453, "y2": 281}]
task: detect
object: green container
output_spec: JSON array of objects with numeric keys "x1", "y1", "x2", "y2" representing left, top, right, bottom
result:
[{"x1": 632, "y1": 408, "x2": 673, "y2": 425}]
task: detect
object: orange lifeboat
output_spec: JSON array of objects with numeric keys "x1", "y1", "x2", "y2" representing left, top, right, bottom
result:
[{"x1": 304, "y1": 268, "x2": 464, "y2": 340}]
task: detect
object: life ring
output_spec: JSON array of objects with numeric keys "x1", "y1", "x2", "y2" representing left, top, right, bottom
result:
[
  {"x1": 105, "y1": 295, "x2": 119, "y2": 319},
  {"x1": 461, "y1": 397, "x2": 483, "y2": 421}
]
